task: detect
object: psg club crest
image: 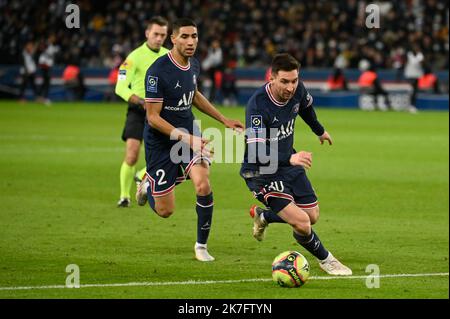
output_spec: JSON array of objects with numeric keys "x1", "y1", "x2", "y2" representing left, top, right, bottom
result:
[{"x1": 293, "y1": 103, "x2": 300, "y2": 113}]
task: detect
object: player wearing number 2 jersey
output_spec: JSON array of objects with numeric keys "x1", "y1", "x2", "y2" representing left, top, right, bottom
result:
[{"x1": 137, "y1": 18, "x2": 244, "y2": 262}]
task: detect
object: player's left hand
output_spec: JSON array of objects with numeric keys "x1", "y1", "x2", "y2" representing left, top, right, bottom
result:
[
  {"x1": 319, "y1": 131, "x2": 333, "y2": 145},
  {"x1": 223, "y1": 118, "x2": 245, "y2": 133}
]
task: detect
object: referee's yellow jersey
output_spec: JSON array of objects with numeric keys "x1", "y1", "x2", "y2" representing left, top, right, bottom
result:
[{"x1": 115, "y1": 42, "x2": 169, "y2": 101}]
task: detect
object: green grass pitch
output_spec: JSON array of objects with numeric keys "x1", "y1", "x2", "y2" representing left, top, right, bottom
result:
[{"x1": 0, "y1": 101, "x2": 448, "y2": 299}]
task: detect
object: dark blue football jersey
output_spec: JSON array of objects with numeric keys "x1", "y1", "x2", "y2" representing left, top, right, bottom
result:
[
  {"x1": 241, "y1": 81, "x2": 323, "y2": 174},
  {"x1": 144, "y1": 51, "x2": 201, "y2": 149}
]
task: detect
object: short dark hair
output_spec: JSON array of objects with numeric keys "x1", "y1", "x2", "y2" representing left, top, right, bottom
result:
[
  {"x1": 147, "y1": 16, "x2": 169, "y2": 29},
  {"x1": 271, "y1": 53, "x2": 300, "y2": 75},
  {"x1": 172, "y1": 18, "x2": 197, "y2": 34}
]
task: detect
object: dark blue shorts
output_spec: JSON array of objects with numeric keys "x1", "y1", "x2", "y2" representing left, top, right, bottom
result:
[
  {"x1": 145, "y1": 146, "x2": 211, "y2": 197},
  {"x1": 242, "y1": 166, "x2": 318, "y2": 211}
]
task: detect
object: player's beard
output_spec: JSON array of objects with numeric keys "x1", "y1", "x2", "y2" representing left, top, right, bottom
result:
[
  {"x1": 271, "y1": 83, "x2": 294, "y2": 102},
  {"x1": 281, "y1": 91, "x2": 294, "y2": 101},
  {"x1": 277, "y1": 89, "x2": 294, "y2": 102}
]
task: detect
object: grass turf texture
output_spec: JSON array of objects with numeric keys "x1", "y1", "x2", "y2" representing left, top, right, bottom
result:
[{"x1": 0, "y1": 101, "x2": 448, "y2": 299}]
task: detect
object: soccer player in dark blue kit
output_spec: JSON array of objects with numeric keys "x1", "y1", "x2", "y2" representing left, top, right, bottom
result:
[
  {"x1": 241, "y1": 53, "x2": 352, "y2": 275},
  {"x1": 137, "y1": 18, "x2": 244, "y2": 262}
]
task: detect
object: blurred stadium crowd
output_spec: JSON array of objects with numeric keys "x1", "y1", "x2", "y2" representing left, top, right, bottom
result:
[{"x1": 1, "y1": 0, "x2": 448, "y2": 71}]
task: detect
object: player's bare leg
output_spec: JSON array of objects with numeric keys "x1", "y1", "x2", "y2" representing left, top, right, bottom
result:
[
  {"x1": 152, "y1": 191, "x2": 176, "y2": 218},
  {"x1": 189, "y1": 162, "x2": 215, "y2": 262},
  {"x1": 118, "y1": 138, "x2": 141, "y2": 207},
  {"x1": 302, "y1": 206, "x2": 320, "y2": 225},
  {"x1": 277, "y1": 202, "x2": 312, "y2": 235},
  {"x1": 189, "y1": 161, "x2": 211, "y2": 196},
  {"x1": 279, "y1": 203, "x2": 352, "y2": 276}
]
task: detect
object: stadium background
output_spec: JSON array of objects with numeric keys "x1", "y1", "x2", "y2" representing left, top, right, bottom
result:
[
  {"x1": 0, "y1": 0, "x2": 448, "y2": 109},
  {"x1": 0, "y1": 0, "x2": 448, "y2": 300}
]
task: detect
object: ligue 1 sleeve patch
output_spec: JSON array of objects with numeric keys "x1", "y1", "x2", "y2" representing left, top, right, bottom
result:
[
  {"x1": 147, "y1": 76, "x2": 158, "y2": 93},
  {"x1": 251, "y1": 115, "x2": 263, "y2": 132},
  {"x1": 118, "y1": 70, "x2": 126, "y2": 81}
]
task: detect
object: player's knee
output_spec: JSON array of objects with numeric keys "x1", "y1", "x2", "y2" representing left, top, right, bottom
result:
[
  {"x1": 155, "y1": 206, "x2": 174, "y2": 218},
  {"x1": 290, "y1": 215, "x2": 311, "y2": 235},
  {"x1": 194, "y1": 180, "x2": 211, "y2": 196},
  {"x1": 309, "y1": 207, "x2": 320, "y2": 225},
  {"x1": 292, "y1": 222, "x2": 311, "y2": 235}
]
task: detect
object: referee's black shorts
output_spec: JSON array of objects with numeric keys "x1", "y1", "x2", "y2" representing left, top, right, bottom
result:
[{"x1": 121, "y1": 102, "x2": 146, "y2": 142}]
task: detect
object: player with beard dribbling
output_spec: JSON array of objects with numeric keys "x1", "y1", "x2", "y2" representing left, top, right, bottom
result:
[{"x1": 241, "y1": 53, "x2": 352, "y2": 275}]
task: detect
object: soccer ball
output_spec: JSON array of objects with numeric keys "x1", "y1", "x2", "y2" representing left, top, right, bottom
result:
[{"x1": 272, "y1": 251, "x2": 310, "y2": 288}]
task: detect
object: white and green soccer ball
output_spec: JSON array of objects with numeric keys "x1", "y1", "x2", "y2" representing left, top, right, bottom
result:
[{"x1": 272, "y1": 251, "x2": 310, "y2": 288}]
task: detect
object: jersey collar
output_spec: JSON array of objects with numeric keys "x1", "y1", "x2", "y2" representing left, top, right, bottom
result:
[{"x1": 168, "y1": 51, "x2": 190, "y2": 71}]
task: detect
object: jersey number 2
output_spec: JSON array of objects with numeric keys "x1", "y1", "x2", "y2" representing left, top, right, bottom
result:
[{"x1": 156, "y1": 169, "x2": 167, "y2": 186}]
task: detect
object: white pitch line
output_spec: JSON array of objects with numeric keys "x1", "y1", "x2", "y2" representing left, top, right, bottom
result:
[
  {"x1": 0, "y1": 147, "x2": 123, "y2": 154},
  {"x1": 0, "y1": 273, "x2": 448, "y2": 291}
]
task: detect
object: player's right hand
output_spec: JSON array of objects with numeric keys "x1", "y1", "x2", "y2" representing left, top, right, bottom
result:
[
  {"x1": 190, "y1": 135, "x2": 212, "y2": 158},
  {"x1": 289, "y1": 151, "x2": 312, "y2": 169}
]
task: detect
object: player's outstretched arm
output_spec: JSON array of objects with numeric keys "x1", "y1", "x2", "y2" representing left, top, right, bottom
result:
[
  {"x1": 193, "y1": 90, "x2": 244, "y2": 132},
  {"x1": 298, "y1": 106, "x2": 332, "y2": 145}
]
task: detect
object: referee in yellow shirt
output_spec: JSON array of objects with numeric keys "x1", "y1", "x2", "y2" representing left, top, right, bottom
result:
[{"x1": 115, "y1": 16, "x2": 169, "y2": 207}]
